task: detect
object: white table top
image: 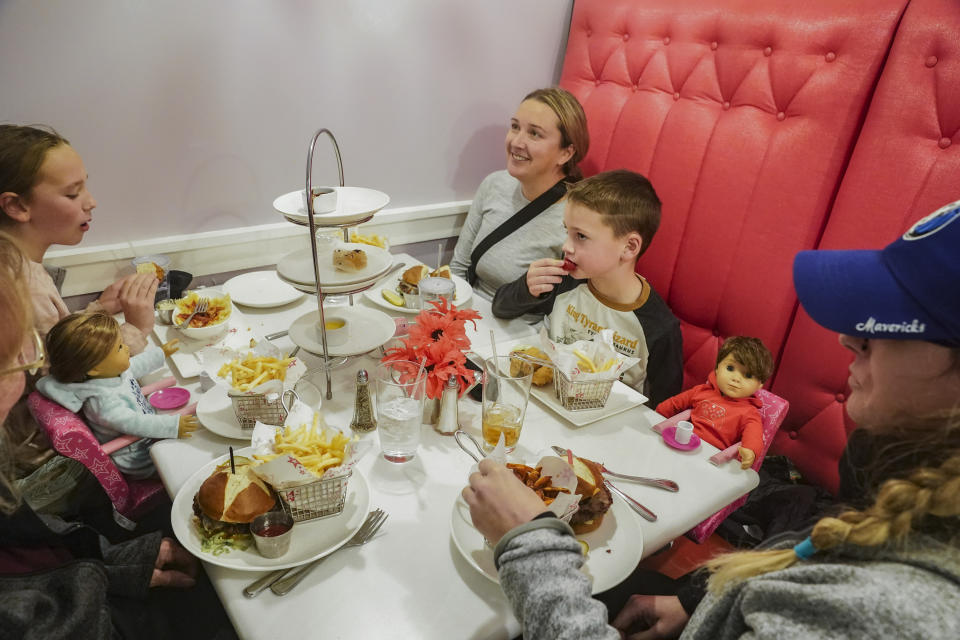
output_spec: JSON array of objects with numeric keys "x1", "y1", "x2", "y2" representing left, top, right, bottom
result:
[{"x1": 150, "y1": 256, "x2": 758, "y2": 640}]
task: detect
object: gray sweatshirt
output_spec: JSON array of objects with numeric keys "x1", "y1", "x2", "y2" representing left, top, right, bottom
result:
[
  {"x1": 450, "y1": 170, "x2": 567, "y2": 300},
  {"x1": 494, "y1": 519, "x2": 960, "y2": 640}
]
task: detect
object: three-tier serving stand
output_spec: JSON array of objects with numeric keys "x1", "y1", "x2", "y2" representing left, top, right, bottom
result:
[{"x1": 274, "y1": 129, "x2": 396, "y2": 400}]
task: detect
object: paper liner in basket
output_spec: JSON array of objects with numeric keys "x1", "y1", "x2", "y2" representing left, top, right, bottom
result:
[
  {"x1": 197, "y1": 341, "x2": 306, "y2": 398},
  {"x1": 537, "y1": 327, "x2": 638, "y2": 382},
  {"x1": 247, "y1": 399, "x2": 371, "y2": 490}
]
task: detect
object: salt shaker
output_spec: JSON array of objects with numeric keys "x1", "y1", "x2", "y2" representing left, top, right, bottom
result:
[
  {"x1": 435, "y1": 375, "x2": 459, "y2": 435},
  {"x1": 349, "y1": 369, "x2": 377, "y2": 434}
]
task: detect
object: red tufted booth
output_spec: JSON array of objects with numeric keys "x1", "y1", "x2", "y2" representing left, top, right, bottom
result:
[{"x1": 559, "y1": 0, "x2": 960, "y2": 493}]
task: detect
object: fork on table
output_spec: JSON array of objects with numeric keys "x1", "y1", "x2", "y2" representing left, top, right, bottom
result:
[
  {"x1": 243, "y1": 508, "x2": 388, "y2": 598},
  {"x1": 177, "y1": 297, "x2": 209, "y2": 328}
]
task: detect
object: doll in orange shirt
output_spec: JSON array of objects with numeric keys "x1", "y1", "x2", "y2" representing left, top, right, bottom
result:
[{"x1": 656, "y1": 336, "x2": 774, "y2": 469}]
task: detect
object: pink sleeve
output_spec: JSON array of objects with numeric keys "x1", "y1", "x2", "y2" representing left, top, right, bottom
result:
[{"x1": 24, "y1": 261, "x2": 69, "y2": 340}]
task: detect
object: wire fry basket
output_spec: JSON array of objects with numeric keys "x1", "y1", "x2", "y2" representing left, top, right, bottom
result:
[
  {"x1": 553, "y1": 370, "x2": 615, "y2": 411},
  {"x1": 277, "y1": 470, "x2": 351, "y2": 522},
  {"x1": 228, "y1": 391, "x2": 288, "y2": 430}
]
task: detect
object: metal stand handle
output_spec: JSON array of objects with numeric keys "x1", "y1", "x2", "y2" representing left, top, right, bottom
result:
[{"x1": 305, "y1": 129, "x2": 345, "y2": 400}]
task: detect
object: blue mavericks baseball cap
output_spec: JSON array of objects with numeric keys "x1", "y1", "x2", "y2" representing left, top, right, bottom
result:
[{"x1": 793, "y1": 199, "x2": 960, "y2": 346}]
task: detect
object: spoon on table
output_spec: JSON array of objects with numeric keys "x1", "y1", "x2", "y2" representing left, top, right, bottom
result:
[{"x1": 550, "y1": 445, "x2": 679, "y2": 492}]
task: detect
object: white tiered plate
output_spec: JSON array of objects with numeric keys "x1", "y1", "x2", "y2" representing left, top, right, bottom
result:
[
  {"x1": 277, "y1": 243, "x2": 392, "y2": 288},
  {"x1": 273, "y1": 187, "x2": 390, "y2": 226},
  {"x1": 288, "y1": 307, "x2": 396, "y2": 357}
]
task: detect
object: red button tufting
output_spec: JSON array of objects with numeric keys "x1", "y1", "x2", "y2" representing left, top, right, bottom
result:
[
  {"x1": 623, "y1": 34, "x2": 629, "y2": 42},
  {"x1": 722, "y1": 101, "x2": 731, "y2": 110},
  {"x1": 673, "y1": 92, "x2": 680, "y2": 100},
  {"x1": 711, "y1": 41, "x2": 718, "y2": 50},
  {"x1": 764, "y1": 46, "x2": 772, "y2": 57},
  {"x1": 777, "y1": 111, "x2": 786, "y2": 121},
  {"x1": 940, "y1": 137, "x2": 952, "y2": 149},
  {"x1": 663, "y1": 36, "x2": 671, "y2": 45},
  {"x1": 632, "y1": 84, "x2": 638, "y2": 92},
  {"x1": 713, "y1": 329, "x2": 720, "y2": 337},
  {"x1": 835, "y1": 393, "x2": 845, "y2": 403},
  {"x1": 788, "y1": 431, "x2": 799, "y2": 440},
  {"x1": 595, "y1": 80, "x2": 601, "y2": 87},
  {"x1": 825, "y1": 52, "x2": 836, "y2": 62},
  {"x1": 926, "y1": 56, "x2": 938, "y2": 68}
]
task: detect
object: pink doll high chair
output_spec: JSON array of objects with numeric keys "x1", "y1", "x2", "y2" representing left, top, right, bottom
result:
[
  {"x1": 27, "y1": 377, "x2": 194, "y2": 530},
  {"x1": 654, "y1": 388, "x2": 789, "y2": 543}
]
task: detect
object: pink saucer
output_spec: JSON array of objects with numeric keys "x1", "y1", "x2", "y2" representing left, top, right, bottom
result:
[
  {"x1": 662, "y1": 425, "x2": 701, "y2": 451},
  {"x1": 149, "y1": 387, "x2": 190, "y2": 410}
]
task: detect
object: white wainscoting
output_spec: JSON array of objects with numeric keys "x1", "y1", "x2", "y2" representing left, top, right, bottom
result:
[{"x1": 46, "y1": 201, "x2": 469, "y2": 297}]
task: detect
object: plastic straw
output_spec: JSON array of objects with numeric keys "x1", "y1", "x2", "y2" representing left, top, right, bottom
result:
[
  {"x1": 489, "y1": 329, "x2": 498, "y2": 363},
  {"x1": 229, "y1": 446, "x2": 236, "y2": 474},
  {"x1": 437, "y1": 242, "x2": 443, "y2": 271},
  {"x1": 414, "y1": 356, "x2": 427, "y2": 397}
]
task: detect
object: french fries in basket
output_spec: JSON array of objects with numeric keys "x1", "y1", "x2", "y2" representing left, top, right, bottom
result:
[
  {"x1": 217, "y1": 354, "x2": 295, "y2": 392},
  {"x1": 253, "y1": 413, "x2": 356, "y2": 480}
]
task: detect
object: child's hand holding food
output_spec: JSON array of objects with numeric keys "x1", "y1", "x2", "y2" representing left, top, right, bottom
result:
[
  {"x1": 178, "y1": 415, "x2": 199, "y2": 438},
  {"x1": 162, "y1": 339, "x2": 180, "y2": 357},
  {"x1": 525, "y1": 258, "x2": 568, "y2": 298}
]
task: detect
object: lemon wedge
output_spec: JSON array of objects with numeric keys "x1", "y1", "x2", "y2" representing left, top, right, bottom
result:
[
  {"x1": 381, "y1": 289, "x2": 405, "y2": 306},
  {"x1": 577, "y1": 539, "x2": 590, "y2": 555}
]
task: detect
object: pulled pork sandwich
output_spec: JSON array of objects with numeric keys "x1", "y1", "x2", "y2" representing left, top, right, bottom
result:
[
  {"x1": 569, "y1": 456, "x2": 613, "y2": 534},
  {"x1": 192, "y1": 458, "x2": 276, "y2": 554}
]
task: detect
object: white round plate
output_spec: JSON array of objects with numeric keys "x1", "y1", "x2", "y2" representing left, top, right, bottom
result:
[
  {"x1": 195, "y1": 386, "x2": 248, "y2": 440},
  {"x1": 289, "y1": 307, "x2": 396, "y2": 357},
  {"x1": 450, "y1": 495, "x2": 643, "y2": 594},
  {"x1": 364, "y1": 269, "x2": 472, "y2": 314},
  {"x1": 222, "y1": 271, "x2": 303, "y2": 308},
  {"x1": 277, "y1": 271, "x2": 385, "y2": 296},
  {"x1": 277, "y1": 243, "x2": 392, "y2": 288},
  {"x1": 171, "y1": 449, "x2": 370, "y2": 571},
  {"x1": 273, "y1": 186, "x2": 390, "y2": 226}
]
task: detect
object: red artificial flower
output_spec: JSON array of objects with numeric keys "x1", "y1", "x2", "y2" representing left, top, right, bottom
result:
[{"x1": 380, "y1": 299, "x2": 482, "y2": 399}]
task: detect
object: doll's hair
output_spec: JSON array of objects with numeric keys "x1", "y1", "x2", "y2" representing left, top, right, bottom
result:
[
  {"x1": 716, "y1": 336, "x2": 774, "y2": 383},
  {"x1": 46, "y1": 313, "x2": 121, "y2": 383},
  {"x1": 522, "y1": 87, "x2": 590, "y2": 182},
  {"x1": 565, "y1": 169, "x2": 662, "y2": 257},
  {"x1": 0, "y1": 125, "x2": 70, "y2": 222},
  {"x1": 706, "y1": 390, "x2": 960, "y2": 593}
]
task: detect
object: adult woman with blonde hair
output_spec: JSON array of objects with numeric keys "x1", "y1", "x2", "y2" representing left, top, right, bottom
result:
[
  {"x1": 0, "y1": 232, "x2": 235, "y2": 640},
  {"x1": 451, "y1": 87, "x2": 590, "y2": 299},
  {"x1": 463, "y1": 201, "x2": 960, "y2": 639}
]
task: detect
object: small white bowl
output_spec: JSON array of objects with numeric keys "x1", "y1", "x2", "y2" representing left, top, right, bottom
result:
[
  {"x1": 174, "y1": 289, "x2": 232, "y2": 341},
  {"x1": 319, "y1": 315, "x2": 349, "y2": 346}
]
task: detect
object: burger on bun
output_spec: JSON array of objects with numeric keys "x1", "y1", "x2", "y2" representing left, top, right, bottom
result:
[
  {"x1": 192, "y1": 457, "x2": 277, "y2": 553},
  {"x1": 569, "y1": 456, "x2": 613, "y2": 534},
  {"x1": 397, "y1": 264, "x2": 430, "y2": 296}
]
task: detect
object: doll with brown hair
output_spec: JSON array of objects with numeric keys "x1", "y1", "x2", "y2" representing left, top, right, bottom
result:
[
  {"x1": 655, "y1": 336, "x2": 774, "y2": 469},
  {"x1": 36, "y1": 313, "x2": 198, "y2": 479}
]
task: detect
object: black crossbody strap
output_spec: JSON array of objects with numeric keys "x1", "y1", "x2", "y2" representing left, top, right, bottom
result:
[{"x1": 466, "y1": 179, "x2": 567, "y2": 287}]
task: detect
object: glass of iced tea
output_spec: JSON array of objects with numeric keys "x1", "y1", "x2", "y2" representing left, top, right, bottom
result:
[{"x1": 481, "y1": 355, "x2": 533, "y2": 453}]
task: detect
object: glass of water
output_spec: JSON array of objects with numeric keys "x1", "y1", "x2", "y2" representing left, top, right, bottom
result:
[{"x1": 374, "y1": 360, "x2": 427, "y2": 463}]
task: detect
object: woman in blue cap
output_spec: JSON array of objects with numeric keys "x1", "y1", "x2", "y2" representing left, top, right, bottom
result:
[{"x1": 462, "y1": 201, "x2": 960, "y2": 639}]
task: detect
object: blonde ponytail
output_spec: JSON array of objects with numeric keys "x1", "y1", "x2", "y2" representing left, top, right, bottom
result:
[{"x1": 706, "y1": 450, "x2": 960, "y2": 593}]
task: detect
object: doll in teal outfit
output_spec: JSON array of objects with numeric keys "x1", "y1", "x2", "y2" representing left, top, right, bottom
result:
[{"x1": 37, "y1": 313, "x2": 198, "y2": 479}]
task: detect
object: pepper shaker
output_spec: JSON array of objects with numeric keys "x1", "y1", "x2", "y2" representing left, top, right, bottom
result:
[
  {"x1": 435, "y1": 375, "x2": 459, "y2": 435},
  {"x1": 349, "y1": 369, "x2": 377, "y2": 434}
]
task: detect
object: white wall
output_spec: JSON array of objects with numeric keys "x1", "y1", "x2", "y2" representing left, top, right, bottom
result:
[{"x1": 0, "y1": 0, "x2": 573, "y2": 250}]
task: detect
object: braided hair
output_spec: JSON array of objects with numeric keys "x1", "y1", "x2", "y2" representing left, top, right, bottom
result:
[{"x1": 706, "y1": 409, "x2": 960, "y2": 593}]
